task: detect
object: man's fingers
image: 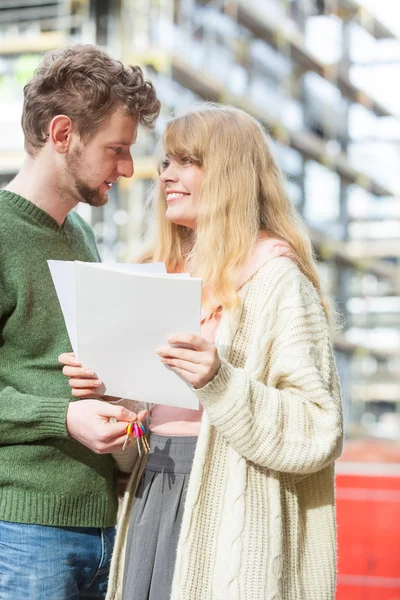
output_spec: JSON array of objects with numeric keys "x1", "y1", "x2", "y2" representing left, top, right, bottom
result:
[
  {"x1": 58, "y1": 352, "x2": 81, "y2": 367},
  {"x1": 71, "y1": 388, "x2": 100, "y2": 398},
  {"x1": 99, "y1": 402, "x2": 137, "y2": 422},
  {"x1": 68, "y1": 377, "x2": 102, "y2": 389},
  {"x1": 104, "y1": 421, "x2": 132, "y2": 440},
  {"x1": 137, "y1": 409, "x2": 148, "y2": 423},
  {"x1": 99, "y1": 409, "x2": 148, "y2": 442},
  {"x1": 93, "y1": 434, "x2": 130, "y2": 454},
  {"x1": 63, "y1": 366, "x2": 98, "y2": 378},
  {"x1": 103, "y1": 408, "x2": 149, "y2": 439}
]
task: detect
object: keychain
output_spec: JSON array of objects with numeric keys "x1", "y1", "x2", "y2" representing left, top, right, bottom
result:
[{"x1": 122, "y1": 418, "x2": 150, "y2": 456}]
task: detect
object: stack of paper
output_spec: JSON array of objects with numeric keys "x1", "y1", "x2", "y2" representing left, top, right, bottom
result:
[{"x1": 48, "y1": 261, "x2": 202, "y2": 409}]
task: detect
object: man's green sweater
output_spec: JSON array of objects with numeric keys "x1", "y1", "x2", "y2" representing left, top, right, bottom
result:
[{"x1": 0, "y1": 190, "x2": 118, "y2": 527}]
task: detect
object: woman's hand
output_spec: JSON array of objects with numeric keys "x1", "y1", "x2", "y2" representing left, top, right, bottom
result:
[
  {"x1": 58, "y1": 352, "x2": 104, "y2": 399},
  {"x1": 156, "y1": 334, "x2": 220, "y2": 389}
]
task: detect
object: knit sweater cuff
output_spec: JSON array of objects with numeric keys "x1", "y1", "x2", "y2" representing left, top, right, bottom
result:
[
  {"x1": 194, "y1": 358, "x2": 240, "y2": 404},
  {"x1": 35, "y1": 397, "x2": 70, "y2": 439}
]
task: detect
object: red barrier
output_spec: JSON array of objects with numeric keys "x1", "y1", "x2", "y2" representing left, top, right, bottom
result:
[{"x1": 336, "y1": 441, "x2": 400, "y2": 600}]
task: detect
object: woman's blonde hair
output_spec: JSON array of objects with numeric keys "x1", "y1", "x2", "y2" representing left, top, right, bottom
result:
[{"x1": 141, "y1": 104, "x2": 328, "y2": 317}]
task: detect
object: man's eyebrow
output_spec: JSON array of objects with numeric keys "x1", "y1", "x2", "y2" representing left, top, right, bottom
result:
[{"x1": 108, "y1": 141, "x2": 134, "y2": 146}]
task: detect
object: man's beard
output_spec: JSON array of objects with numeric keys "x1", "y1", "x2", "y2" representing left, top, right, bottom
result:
[
  {"x1": 74, "y1": 178, "x2": 108, "y2": 207},
  {"x1": 65, "y1": 148, "x2": 109, "y2": 207}
]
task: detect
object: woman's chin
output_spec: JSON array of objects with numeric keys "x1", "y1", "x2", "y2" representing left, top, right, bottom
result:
[{"x1": 165, "y1": 210, "x2": 195, "y2": 229}]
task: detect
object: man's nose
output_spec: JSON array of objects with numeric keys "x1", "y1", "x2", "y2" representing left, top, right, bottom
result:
[{"x1": 118, "y1": 155, "x2": 134, "y2": 179}]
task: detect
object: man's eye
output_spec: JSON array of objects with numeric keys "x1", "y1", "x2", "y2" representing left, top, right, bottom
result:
[{"x1": 111, "y1": 147, "x2": 122, "y2": 154}]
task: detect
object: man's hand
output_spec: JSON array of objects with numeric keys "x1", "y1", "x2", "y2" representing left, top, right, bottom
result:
[
  {"x1": 66, "y1": 399, "x2": 147, "y2": 454},
  {"x1": 58, "y1": 352, "x2": 104, "y2": 398}
]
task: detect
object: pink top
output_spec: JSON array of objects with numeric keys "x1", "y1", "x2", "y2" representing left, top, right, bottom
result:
[{"x1": 149, "y1": 235, "x2": 292, "y2": 436}]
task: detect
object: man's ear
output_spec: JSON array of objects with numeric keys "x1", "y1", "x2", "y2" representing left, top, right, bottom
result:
[{"x1": 48, "y1": 115, "x2": 74, "y2": 154}]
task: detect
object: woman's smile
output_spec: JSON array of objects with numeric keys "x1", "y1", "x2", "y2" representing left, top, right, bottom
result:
[{"x1": 165, "y1": 191, "x2": 189, "y2": 202}]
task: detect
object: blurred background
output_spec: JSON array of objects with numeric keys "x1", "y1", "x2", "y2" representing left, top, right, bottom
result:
[{"x1": 0, "y1": 0, "x2": 399, "y2": 597}]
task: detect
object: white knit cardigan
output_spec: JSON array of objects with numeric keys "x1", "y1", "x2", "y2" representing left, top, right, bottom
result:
[{"x1": 106, "y1": 257, "x2": 343, "y2": 600}]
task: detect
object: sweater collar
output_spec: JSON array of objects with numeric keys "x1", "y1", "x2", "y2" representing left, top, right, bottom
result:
[{"x1": 0, "y1": 190, "x2": 74, "y2": 235}]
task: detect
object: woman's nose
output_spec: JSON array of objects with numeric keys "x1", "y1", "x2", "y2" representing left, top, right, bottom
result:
[{"x1": 160, "y1": 164, "x2": 178, "y2": 182}]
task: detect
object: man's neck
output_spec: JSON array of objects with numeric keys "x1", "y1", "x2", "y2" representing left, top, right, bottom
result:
[{"x1": 5, "y1": 155, "x2": 77, "y2": 226}]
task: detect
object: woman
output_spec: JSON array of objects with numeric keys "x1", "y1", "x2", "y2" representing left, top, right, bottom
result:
[{"x1": 60, "y1": 104, "x2": 343, "y2": 600}]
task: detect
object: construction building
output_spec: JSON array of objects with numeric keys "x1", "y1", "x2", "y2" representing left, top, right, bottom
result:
[{"x1": 0, "y1": 2, "x2": 399, "y2": 595}]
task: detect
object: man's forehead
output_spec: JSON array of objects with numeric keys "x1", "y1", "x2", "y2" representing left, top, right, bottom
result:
[{"x1": 102, "y1": 114, "x2": 138, "y2": 144}]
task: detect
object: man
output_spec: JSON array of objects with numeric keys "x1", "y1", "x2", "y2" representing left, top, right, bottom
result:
[{"x1": 0, "y1": 45, "x2": 160, "y2": 599}]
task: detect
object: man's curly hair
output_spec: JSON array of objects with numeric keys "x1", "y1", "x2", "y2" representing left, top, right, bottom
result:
[{"x1": 22, "y1": 44, "x2": 161, "y2": 155}]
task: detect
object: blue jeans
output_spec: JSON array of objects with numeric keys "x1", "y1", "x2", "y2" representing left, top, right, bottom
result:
[{"x1": 0, "y1": 520, "x2": 116, "y2": 600}]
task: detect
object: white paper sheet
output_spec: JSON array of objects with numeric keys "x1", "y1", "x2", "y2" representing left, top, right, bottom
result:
[
  {"x1": 48, "y1": 260, "x2": 78, "y2": 355},
  {"x1": 47, "y1": 261, "x2": 167, "y2": 357},
  {"x1": 88, "y1": 262, "x2": 167, "y2": 275},
  {"x1": 48, "y1": 260, "x2": 201, "y2": 409}
]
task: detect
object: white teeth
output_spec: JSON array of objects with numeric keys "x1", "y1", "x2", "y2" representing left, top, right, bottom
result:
[
  {"x1": 105, "y1": 182, "x2": 112, "y2": 188},
  {"x1": 167, "y1": 192, "x2": 186, "y2": 200}
]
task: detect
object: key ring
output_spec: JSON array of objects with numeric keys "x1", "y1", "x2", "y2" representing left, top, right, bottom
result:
[{"x1": 122, "y1": 418, "x2": 150, "y2": 456}]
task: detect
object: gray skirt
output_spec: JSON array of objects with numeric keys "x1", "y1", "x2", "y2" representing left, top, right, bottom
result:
[{"x1": 122, "y1": 434, "x2": 197, "y2": 600}]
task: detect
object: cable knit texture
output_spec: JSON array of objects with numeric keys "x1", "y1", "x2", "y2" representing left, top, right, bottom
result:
[{"x1": 106, "y1": 257, "x2": 343, "y2": 600}]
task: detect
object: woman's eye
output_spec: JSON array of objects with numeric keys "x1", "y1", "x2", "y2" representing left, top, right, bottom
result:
[
  {"x1": 161, "y1": 160, "x2": 170, "y2": 170},
  {"x1": 180, "y1": 156, "x2": 192, "y2": 165}
]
